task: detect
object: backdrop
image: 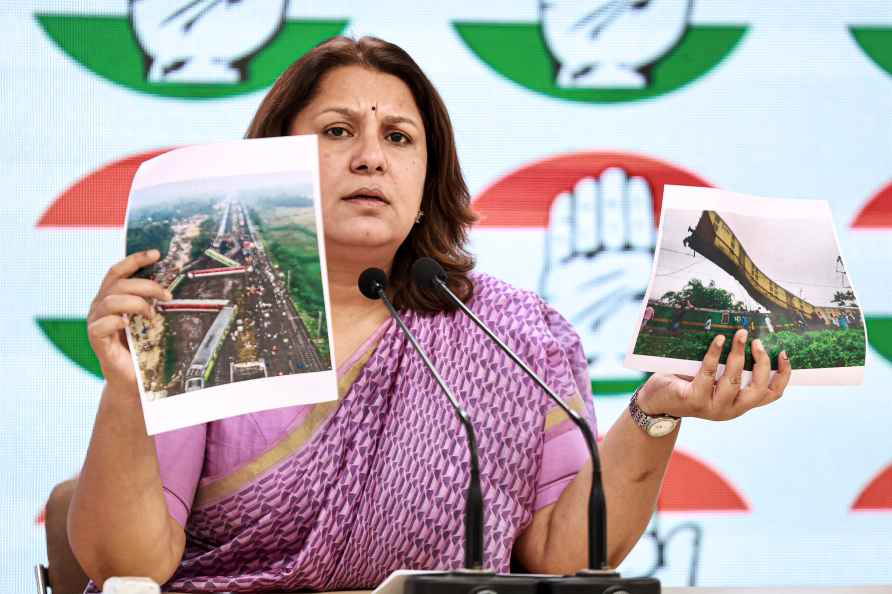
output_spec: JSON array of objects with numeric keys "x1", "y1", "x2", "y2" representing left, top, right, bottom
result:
[{"x1": 3, "y1": 1, "x2": 892, "y2": 591}]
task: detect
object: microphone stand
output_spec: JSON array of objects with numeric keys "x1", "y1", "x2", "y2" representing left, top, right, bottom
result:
[
  {"x1": 358, "y1": 269, "x2": 487, "y2": 572},
  {"x1": 408, "y1": 258, "x2": 660, "y2": 594},
  {"x1": 379, "y1": 291, "x2": 487, "y2": 570},
  {"x1": 362, "y1": 270, "x2": 561, "y2": 594}
]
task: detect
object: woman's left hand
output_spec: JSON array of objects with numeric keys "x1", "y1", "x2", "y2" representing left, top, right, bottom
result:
[{"x1": 637, "y1": 328, "x2": 792, "y2": 421}]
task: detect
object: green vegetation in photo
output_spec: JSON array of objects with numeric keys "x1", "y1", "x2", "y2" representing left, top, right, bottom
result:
[
  {"x1": 452, "y1": 23, "x2": 747, "y2": 103},
  {"x1": 191, "y1": 215, "x2": 220, "y2": 261},
  {"x1": 313, "y1": 338, "x2": 331, "y2": 365},
  {"x1": 634, "y1": 328, "x2": 867, "y2": 371},
  {"x1": 250, "y1": 205, "x2": 329, "y2": 362},
  {"x1": 660, "y1": 278, "x2": 747, "y2": 311},
  {"x1": 764, "y1": 328, "x2": 866, "y2": 369},
  {"x1": 831, "y1": 289, "x2": 857, "y2": 307},
  {"x1": 126, "y1": 198, "x2": 218, "y2": 263},
  {"x1": 127, "y1": 221, "x2": 174, "y2": 261},
  {"x1": 311, "y1": 311, "x2": 331, "y2": 364},
  {"x1": 257, "y1": 196, "x2": 313, "y2": 209}
]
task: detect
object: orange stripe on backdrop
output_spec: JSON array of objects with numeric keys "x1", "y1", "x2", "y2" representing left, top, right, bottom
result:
[
  {"x1": 852, "y1": 463, "x2": 892, "y2": 511},
  {"x1": 851, "y1": 180, "x2": 892, "y2": 228},
  {"x1": 472, "y1": 152, "x2": 713, "y2": 228},
  {"x1": 36, "y1": 149, "x2": 171, "y2": 228},
  {"x1": 659, "y1": 450, "x2": 749, "y2": 512}
]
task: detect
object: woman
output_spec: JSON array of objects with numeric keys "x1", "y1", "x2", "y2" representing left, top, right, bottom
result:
[{"x1": 69, "y1": 36, "x2": 791, "y2": 592}]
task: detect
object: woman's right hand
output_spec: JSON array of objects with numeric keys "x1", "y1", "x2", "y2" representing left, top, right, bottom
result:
[{"x1": 87, "y1": 249, "x2": 172, "y2": 389}]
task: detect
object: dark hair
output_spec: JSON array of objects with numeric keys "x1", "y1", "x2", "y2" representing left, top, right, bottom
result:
[{"x1": 246, "y1": 36, "x2": 476, "y2": 313}]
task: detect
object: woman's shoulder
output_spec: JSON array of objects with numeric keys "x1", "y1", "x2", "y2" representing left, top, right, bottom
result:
[
  {"x1": 460, "y1": 271, "x2": 591, "y2": 403},
  {"x1": 464, "y1": 271, "x2": 576, "y2": 345},
  {"x1": 466, "y1": 271, "x2": 543, "y2": 312}
]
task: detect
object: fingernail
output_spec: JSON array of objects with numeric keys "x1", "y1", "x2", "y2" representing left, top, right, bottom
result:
[
  {"x1": 753, "y1": 339, "x2": 763, "y2": 351},
  {"x1": 739, "y1": 330, "x2": 748, "y2": 342},
  {"x1": 781, "y1": 351, "x2": 788, "y2": 361},
  {"x1": 716, "y1": 335, "x2": 726, "y2": 346}
]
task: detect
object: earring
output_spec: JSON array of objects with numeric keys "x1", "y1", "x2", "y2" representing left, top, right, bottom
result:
[{"x1": 415, "y1": 211, "x2": 424, "y2": 224}]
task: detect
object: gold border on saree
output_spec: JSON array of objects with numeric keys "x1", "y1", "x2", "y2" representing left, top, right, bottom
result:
[{"x1": 193, "y1": 343, "x2": 379, "y2": 509}]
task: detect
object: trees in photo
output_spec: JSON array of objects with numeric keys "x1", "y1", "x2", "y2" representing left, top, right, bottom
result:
[{"x1": 660, "y1": 278, "x2": 747, "y2": 311}]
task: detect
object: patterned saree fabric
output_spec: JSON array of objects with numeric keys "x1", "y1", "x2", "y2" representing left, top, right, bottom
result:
[{"x1": 91, "y1": 274, "x2": 597, "y2": 592}]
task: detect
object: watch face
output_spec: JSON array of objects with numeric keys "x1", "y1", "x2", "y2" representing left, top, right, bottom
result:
[{"x1": 648, "y1": 418, "x2": 677, "y2": 437}]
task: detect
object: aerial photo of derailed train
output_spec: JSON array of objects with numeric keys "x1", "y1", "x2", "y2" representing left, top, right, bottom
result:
[
  {"x1": 634, "y1": 208, "x2": 865, "y2": 371},
  {"x1": 125, "y1": 172, "x2": 331, "y2": 399}
]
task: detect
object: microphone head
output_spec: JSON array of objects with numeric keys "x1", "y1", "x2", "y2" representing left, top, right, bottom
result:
[
  {"x1": 411, "y1": 257, "x2": 448, "y2": 289},
  {"x1": 358, "y1": 268, "x2": 388, "y2": 300}
]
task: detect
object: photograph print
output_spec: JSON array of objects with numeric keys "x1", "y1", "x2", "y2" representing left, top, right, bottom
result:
[
  {"x1": 625, "y1": 185, "x2": 866, "y2": 385},
  {"x1": 123, "y1": 136, "x2": 338, "y2": 434}
]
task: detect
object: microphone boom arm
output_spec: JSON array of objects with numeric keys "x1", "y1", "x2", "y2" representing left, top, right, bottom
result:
[
  {"x1": 375, "y1": 286, "x2": 486, "y2": 571},
  {"x1": 431, "y1": 277, "x2": 608, "y2": 572}
]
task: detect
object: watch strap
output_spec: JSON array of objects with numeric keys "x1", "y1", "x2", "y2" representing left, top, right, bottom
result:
[{"x1": 629, "y1": 385, "x2": 679, "y2": 436}]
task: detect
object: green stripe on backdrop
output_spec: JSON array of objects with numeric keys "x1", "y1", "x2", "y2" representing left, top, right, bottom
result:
[
  {"x1": 36, "y1": 317, "x2": 891, "y2": 390},
  {"x1": 850, "y1": 27, "x2": 892, "y2": 76},
  {"x1": 592, "y1": 377, "x2": 646, "y2": 397},
  {"x1": 35, "y1": 15, "x2": 348, "y2": 99},
  {"x1": 865, "y1": 316, "x2": 892, "y2": 363},
  {"x1": 452, "y1": 23, "x2": 747, "y2": 104},
  {"x1": 37, "y1": 318, "x2": 102, "y2": 379}
]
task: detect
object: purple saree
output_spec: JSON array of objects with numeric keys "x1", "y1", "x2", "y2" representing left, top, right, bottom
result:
[{"x1": 92, "y1": 273, "x2": 596, "y2": 592}]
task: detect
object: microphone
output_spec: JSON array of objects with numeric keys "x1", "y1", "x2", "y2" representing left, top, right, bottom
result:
[
  {"x1": 411, "y1": 257, "x2": 605, "y2": 570},
  {"x1": 409, "y1": 258, "x2": 660, "y2": 594},
  {"x1": 358, "y1": 268, "x2": 487, "y2": 572}
]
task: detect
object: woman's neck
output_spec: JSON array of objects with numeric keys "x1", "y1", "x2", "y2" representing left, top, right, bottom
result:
[
  {"x1": 327, "y1": 262, "x2": 386, "y2": 314},
  {"x1": 325, "y1": 243, "x2": 393, "y2": 311},
  {"x1": 324, "y1": 245, "x2": 394, "y2": 366}
]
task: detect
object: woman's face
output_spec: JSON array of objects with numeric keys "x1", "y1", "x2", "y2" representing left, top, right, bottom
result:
[{"x1": 290, "y1": 65, "x2": 428, "y2": 257}]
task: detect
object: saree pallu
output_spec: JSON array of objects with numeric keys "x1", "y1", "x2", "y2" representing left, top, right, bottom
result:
[{"x1": 89, "y1": 274, "x2": 597, "y2": 592}]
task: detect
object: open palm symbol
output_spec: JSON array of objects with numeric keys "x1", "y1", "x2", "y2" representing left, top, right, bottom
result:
[
  {"x1": 539, "y1": 167, "x2": 655, "y2": 378},
  {"x1": 540, "y1": 0, "x2": 693, "y2": 88},
  {"x1": 130, "y1": 0, "x2": 287, "y2": 83}
]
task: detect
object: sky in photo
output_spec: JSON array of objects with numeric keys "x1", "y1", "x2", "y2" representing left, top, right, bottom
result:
[
  {"x1": 130, "y1": 171, "x2": 314, "y2": 211},
  {"x1": 650, "y1": 208, "x2": 853, "y2": 310}
]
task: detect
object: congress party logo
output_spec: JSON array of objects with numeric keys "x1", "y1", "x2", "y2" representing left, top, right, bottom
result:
[
  {"x1": 36, "y1": 2, "x2": 347, "y2": 99},
  {"x1": 36, "y1": 149, "x2": 171, "y2": 378},
  {"x1": 453, "y1": 1, "x2": 746, "y2": 103},
  {"x1": 472, "y1": 151, "x2": 712, "y2": 395},
  {"x1": 850, "y1": 25, "x2": 892, "y2": 77},
  {"x1": 851, "y1": 179, "x2": 892, "y2": 364}
]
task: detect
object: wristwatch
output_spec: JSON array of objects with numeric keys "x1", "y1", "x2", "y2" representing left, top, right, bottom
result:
[{"x1": 629, "y1": 385, "x2": 680, "y2": 438}]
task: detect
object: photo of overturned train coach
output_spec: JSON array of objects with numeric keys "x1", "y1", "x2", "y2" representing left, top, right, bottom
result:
[
  {"x1": 126, "y1": 173, "x2": 331, "y2": 400},
  {"x1": 634, "y1": 209, "x2": 865, "y2": 371}
]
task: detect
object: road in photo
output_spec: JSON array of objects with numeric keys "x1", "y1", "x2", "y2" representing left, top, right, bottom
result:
[{"x1": 127, "y1": 178, "x2": 330, "y2": 400}]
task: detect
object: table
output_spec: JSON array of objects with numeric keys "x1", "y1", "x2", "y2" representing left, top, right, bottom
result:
[
  {"x1": 165, "y1": 586, "x2": 892, "y2": 593},
  {"x1": 318, "y1": 584, "x2": 892, "y2": 594}
]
